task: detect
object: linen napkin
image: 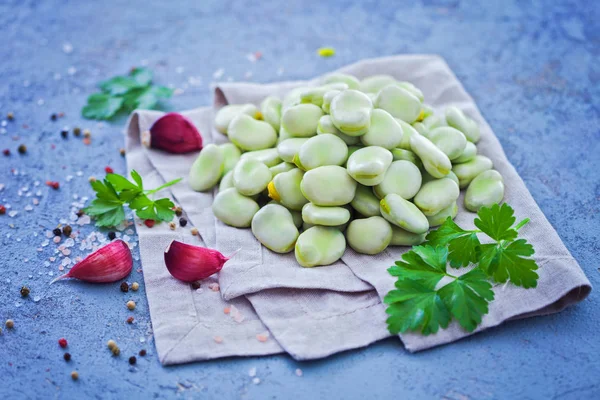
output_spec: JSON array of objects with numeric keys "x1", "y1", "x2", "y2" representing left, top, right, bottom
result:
[{"x1": 126, "y1": 54, "x2": 591, "y2": 365}]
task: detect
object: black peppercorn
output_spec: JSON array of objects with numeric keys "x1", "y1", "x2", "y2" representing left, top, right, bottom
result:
[
  {"x1": 139, "y1": 349, "x2": 146, "y2": 357},
  {"x1": 64, "y1": 353, "x2": 71, "y2": 361},
  {"x1": 120, "y1": 282, "x2": 129, "y2": 293},
  {"x1": 119, "y1": 148, "x2": 126, "y2": 157},
  {"x1": 17, "y1": 144, "x2": 27, "y2": 154},
  {"x1": 7, "y1": 112, "x2": 14, "y2": 121},
  {"x1": 191, "y1": 282, "x2": 201, "y2": 290},
  {"x1": 179, "y1": 217, "x2": 187, "y2": 227},
  {"x1": 20, "y1": 286, "x2": 30, "y2": 297},
  {"x1": 53, "y1": 228, "x2": 62, "y2": 236},
  {"x1": 62, "y1": 225, "x2": 72, "y2": 237},
  {"x1": 73, "y1": 127, "x2": 81, "y2": 136},
  {"x1": 129, "y1": 356, "x2": 137, "y2": 365},
  {"x1": 76, "y1": 209, "x2": 84, "y2": 217},
  {"x1": 108, "y1": 231, "x2": 116, "y2": 240},
  {"x1": 51, "y1": 114, "x2": 57, "y2": 121},
  {"x1": 61, "y1": 129, "x2": 68, "y2": 139}
]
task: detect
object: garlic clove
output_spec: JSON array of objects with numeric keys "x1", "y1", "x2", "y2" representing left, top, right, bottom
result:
[
  {"x1": 146, "y1": 112, "x2": 203, "y2": 154},
  {"x1": 50, "y1": 240, "x2": 133, "y2": 284},
  {"x1": 164, "y1": 240, "x2": 237, "y2": 282}
]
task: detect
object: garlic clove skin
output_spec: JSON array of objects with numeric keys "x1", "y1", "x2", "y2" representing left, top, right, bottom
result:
[
  {"x1": 146, "y1": 113, "x2": 203, "y2": 154},
  {"x1": 164, "y1": 240, "x2": 235, "y2": 282},
  {"x1": 51, "y1": 240, "x2": 133, "y2": 284}
]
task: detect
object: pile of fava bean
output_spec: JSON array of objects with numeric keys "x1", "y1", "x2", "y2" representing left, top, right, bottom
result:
[{"x1": 189, "y1": 73, "x2": 504, "y2": 267}]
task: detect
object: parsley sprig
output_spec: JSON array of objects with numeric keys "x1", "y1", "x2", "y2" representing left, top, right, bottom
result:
[
  {"x1": 384, "y1": 203, "x2": 538, "y2": 335},
  {"x1": 82, "y1": 68, "x2": 173, "y2": 120},
  {"x1": 84, "y1": 170, "x2": 181, "y2": 227}
]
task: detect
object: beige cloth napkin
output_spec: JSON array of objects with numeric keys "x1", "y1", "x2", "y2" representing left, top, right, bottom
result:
[{"x1": 126, "y1": 54, "x2": 591, "y2": 365}]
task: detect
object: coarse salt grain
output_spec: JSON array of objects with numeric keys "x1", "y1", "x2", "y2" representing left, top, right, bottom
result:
[
  {"x1": 248, "y1": 367, "x2": 257, "y2": 377},
  {"x1": 229, "y1": 305, "x2": 245, "y2": 324},
  {"x1": 213, "y1": 336, "x2": 223, "y2": 344},
  {"x1": 252, "y1": 378, "x2": 261, "y2": 385}
]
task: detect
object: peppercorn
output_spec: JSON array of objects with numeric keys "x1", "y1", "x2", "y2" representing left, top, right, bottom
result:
[
  {"x1": 17, "y1": 144, "x2": 27, "y2": 154},
  {"x1": 53, "y1": 228, "x2": 62, "y2": 236},
  {"x1": 64, "y1": 353, "x2": 71, "y2": 361},
  {"x1": 174, "y1": 206, "x2": 183, "y2": 217},
  {"x1": 139, "y1": 349, "x2": 146, "y2": 357},
  {"x1": 179, "y1": 217, "x2": 188, "y2": 227},
  {"x1": 61, "y1": 129, "x2": 68, "y2": 139},
  {"x1": 62, "y1": 225, "x2": 72, "y2": 237},
  {"x1": 83, "y1": 129, "x2": 91, "y2": 138},
  {"x1": 105, "y1": 166, "x2": 113, "y2": 174},
  {"x1": 5, "y1": 319, "x2": 14, "y2": 329},
  {"x1": 76, "y1": 209, "x2": 85, "y2": 217},
  {"x1": 190, "y1": 227, "x2": 199, "y2": 236},
  {"x1": 120, "y1": 148, "x2": 126, "y2": 157},
  {"x1": 0, "y1": 205, "x2": 6, "y2": 215},
  {"x1": 191, "y1": 282, "x2": 201, "y2": 290},
  {"x1": 131, "y1": 282, "x2": 139, "y2": 291},
  {"x1": 7, "y1": 112, "x2": 14, "y2": 120},
  {"x1": 58, "y1": 338, "x2": 68, "y2": 348},
  {"x1": 107, "y1": 340, "x2": 117, "y2": 350},
  {"x1": 71, "y1": 371, "x2": 79, "y2": 380},
  {"x1": 169, "y1": 221, "x2": 176, "y2": 230},
  {"x1": 144, "y1": 220, "x2": 155, "y2": 228},
  {"x1": 73, "y1": 127, "x2": 81, "y2": 136},
  {"x1": 111, "y1": 346, "x2": 120, "y2": 356},
  {"x1": 108, "y1": 231, "x2": 116, "y2": 240},
  {"x1": 20, "y1": 286, "x2": 30, "y2": 297},
  {"x1": 50, "y1": 113, "x2": 57, "y2": 121},
  {"x1": 127, "y1": 300, "x2": 136, "y2": 310},
  {"x1": 126, "y1": 316, "x2": 134, "y2": 324},
  {"x1": 2, "y1": 149, "x2": 9, "y2": 156},
  {"x1": 129, "y1": 356, "x2": 137, "y2": 365},
  {"x1": 120, "y1": 282, "x2": 129, "y2": 292}
]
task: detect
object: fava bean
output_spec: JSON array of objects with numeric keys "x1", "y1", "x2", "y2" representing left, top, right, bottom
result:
[
  {"x1": 346, "y1": 146, "x2": 393, "y2": 186},
  {"x1": 374, "y1": 160, "x2": 422, "y2": 200},
  {"x1": 219, "y1": 143, "x2": 242, "y2": 174},
  {"x1": 465, "y1": 170, "x2": 504, "y2": 212},
  {"x1": 212, "y1": 188, "x2": 259, "y2": 228},
  {"x1": 251, "y1": 204, "x2": 299, "y2": 253},
  {"x1": 233, "y1": 159, "x2": 272, "y2": 196},
  {"x1": 324, "y1": 73, "x2": 360, "y2": 90},
  {"x1": 214, "y1": 104, "x2": 260, "y2": 135},
  {"x1": 410, "y1": 133, "x2": 452, "y2": 178},
  {"x1": 359, "y1": 75, "x2": 396, "y2": 94},
  {"x1": 427, "y1": 202, "x2": 458, "y2": 227},
  {"x1": 380, "y1": 193, "x2": 429, "y2": 234},
  {"x1": 395, "y1": 81, "x2": 424, "y2": 102},
  {"x1": 189, "y1": 144, "x2": 224, "y2": 192},
  {"x1": 414, "y1": 178, "x2": 460, "y2": 216},
  {"x1": 445, "y1": 106, "x2": 480, "y2": 143},
  {"x1": 321, "y1": 90, "x2": 341, "y2": 114},
  {"x1": 428, "y1": 126, "x2": 468, "y2": 160},
  {"x1": 395, "y1": 119, "x2": 418, "y2": 150},
  {"x1": 270, "y1": 161, "x2": 296, "y2": 177},
  {"x1": 301, "y1": 165, "x2": 357, "y2": 206},
  {"x1": 295, "y1": 226, "x2": 346, "y2": 267},
  {"x1": 330, "y1": 90, "x2": 373, "y2": 136},
  {"x1": 452, "y1": 155, "x2": 493, "y2": 188},
  {"x1": 374, "y1": 85, "x2": 421, "y2": 123},
  {"x1": 282, "y1": 87, "x2": 306, "y2": 111},
  {"x1": 240, "y1": 148, "x2": 282, "y2": 167},
  {"x1": 302, "y1": 203, "x2": 351, "y2": 226},
  {"x1": 277, "y1": 124, "x2": 293, "y2": 144},
  {"x1": 391, "y1": 148, "x2": 423, "y2": 169},
  {"x1": 317, "y1": 115, "x2": 360, "y2": 145},
  {"x1": 281, "y1": 104, "x2": 324, "y2": 137},
  {"x1": 296, "y1": 133, "x2": 348, "y2": 170},
  {"x1": 269, "y1": 168, "x2": 308, "y2": 211},
  {"x1": 346, "y1": 216, "x2": 392, "y2": 255},
  {"x1": 452, "y1": 141, "x2": 477, "y2": 164},
  {"x1": 360, "y1": 109, "x2": 404, "y2": 149},
  {"x1": 351, "y1": 184, "x2": 381, "y2": 217},
  {"x1": 277, "y1": 138, "x2": 309, "y2": 163},
  {"x1": 301, "y1": 84, "x2": 348, "y2": 107},
  {"x1": 260, "y1": 96, "x2": 282, "y2": 131},
  {"x1": 219, "y1": 170, "x2": 234, "y2": 192},
  {"x1": 390, "y1": 225, "x2": 427, "y2": 246},
  {"x1": 228, "y1": 114, "x2": 277, "y2": 151}
]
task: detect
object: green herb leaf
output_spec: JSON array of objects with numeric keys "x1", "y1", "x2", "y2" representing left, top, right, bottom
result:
[
  {"x1": 128, "y1": 194, "x2": 175, "y2": 223},
  {"x1": 123, "y1": 86, "x2": 173, "y2": 111},
  {"x1": 478, "y1": 239, "x2": 539, "y2": 288},
  {"x1": 384, "y1": 279, "x2": 451, "y2": 335},
  {"x1": 131, "y1": 170, "x2": 143, "y2": 190},
  {"x1": 130, "y1": 67, "x2": 153, "y2": 86},
  {"x1": 438, "y1": 269, "x2": 494, "y2": 332},
  {"x1": 388, "y1": 245, "x2": 448, "y2": 289},
  {"x1": 474, "y1": 203, "x2": 518, "y2": 242},
  {"x1": 99, "y1": 76, "x2": 141, "y2": 96},
  {"x1": 426, "y1": 218, "x2": 480, "y2": 268},
  {"x1": 82, "y1": 94, "x2": 124, "y2": 120}
]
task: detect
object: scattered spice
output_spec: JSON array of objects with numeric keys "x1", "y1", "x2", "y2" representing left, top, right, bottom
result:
[
  {"x1": 179, "y1": 217, "x2": 187, "y2": 227},
  {"x1": 139, "y1": 349, "x2": 147, "y2": 357},
  {"x1": 107, "y1": 340, "x2": 117, "y2": 350},
  {"x1": 76, "y1": 209, "x2": 85, "y2": 217},
  {"x1": 126, "y1": 316, "x2": 134, "y2": 324},
  {"x1": 256, "y1": 333, "x2": 269, "y2": 342},
  {"x1": 191, "y1": 281, "x2": 201, "y2": 290},
  {"x1": 108, "y1": 231, "x2": 116, "y2": 240},
  {"x1": 70, "y1": 371, "x2": 79, "y2": 380},
  {"x1": 7, "y1": 112, "x2": 14, "y2": 120},
  {"x1": 126, "y1": 300, "x2": 136, "y2": 310},
  {"x1": 131, "y1": 282, "x2": 139, "y2": 291},
  {"x1": 46, "y1": 181, "x2": 60, "y2": 190},
  {"x1": 128, "y1": 356, "x2": 137, "y2": 365},
  {"x1": 213, "y1": 336, "x2": 223, "y2": 344},
  {"x1": 0, "y1": 205, "x2": 6, "y2": 215},
  {"x1": 2, "y1": 149, "x2": 9, "y2": 156},
  {"x1": 169, "y1": 221, "x2": 176, "y2": 230},
  {"x1": 61, "y1": 129, "x2": 68, "y2": 139},
  {"x1": 83, "y1": 129, "x2": 91, "y2": 138},
  {"x1": 105, "y1": 166, "x2": 114, "y2": 174},
  {"x1": 88, "y1": 176, "x2": 96, "y2": 183},
  {"x1": 20, "y1": 286, "x2": 30, "y2": 297},
  {"x1": 223, "y1": 307, "x2": 230, "y2": 314},
  {"x1": 62, "y1": 225, "x2": 72, "y2": 237},
  {"x1": 111, "y1": 346, "x2": 121, "y2": 356},
  {"x1": 83, "y1": 137, "x2": 91, "y2": 145},
  {"x1": 190, "y1": 227, "x2": 198, "y2": 236},
  {"x1": 64, "y1": 353, "x2": 71, "y2": 362},
  {"x1": 17, "y1": 144, "x2": 27, "y2": 154},
  {"x1": 174, "y1": 206, "x2": 183, "y2": 216},
  {"x1": 73, "y1": 127, "x2": 81, "y2": 136},
  {"x1": 120, "y1": 282, "x2": 129, "y2": 292},
  {"x1": 51, "y1": 113, "x2": 58, "y2": 121},
  {"x1": 120, "y1": 148, "x2": 126, "y2": 157},
  {"x1": 143, "y1": 220, "x2": 155, "y2": 228},
  {"x1": 5, "y1": 319, "x2": 14, "y2": 329},
  {"x1": 58, "y1": 338, "x2": 68, "y2": 348},
  {"x1": 208, "y1": 282, "x2": 220, "y2": 292},
  {"x1": 53, "y1": 228, "x2": 62, "y2": 236}
]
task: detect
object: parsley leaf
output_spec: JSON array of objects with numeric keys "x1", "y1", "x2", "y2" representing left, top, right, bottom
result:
[
  {"x1": 81, "y1": 94, "x2": 124, "y2": 120},
  {"x1": 99, "y1": 76, "x2": 141, "y2": 96},
  {"x1": 478, "y1": 240, "x2": 539, "y2": 288},
  {"x1": 427, "y1": 218, "x2": 480, "y2": 268},
  {"x1": 130, "y1": 67, "x2": 153, "y2": 86},
  {"x1": 123, "y1": 86, "x2": 173, "y2": 110},
  {"x1": 474, "y1": 203, "x2": 518, "y2": 241},
  {"x1": 438, "y1": 269, "x2": 494, "y2": 332},
  {"x1": 384, "y1": 279, "x2": 451, "y2": 335},
  {"x1": 388, "y1": 245, "x2": 448, "y2": 289}
]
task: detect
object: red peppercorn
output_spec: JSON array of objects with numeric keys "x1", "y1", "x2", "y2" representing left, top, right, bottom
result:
[
  {"x1": 105, "y1": 166, "x2": 114, "y2": 174},
  {"x1": 126, "y1": 316, "x2": 134, "y2": 324},
  {"x1": 0, "y1": 205, "x2": 6, "y2": 215},
  {"x1": 46, "y1": 181, "x2": 60, "y2": 190},
  {"x1": 58, "y1": 338, "x2": 68, "y2": 348},
  {"x1": 144, "y1": 219, "x2": 155, "y2": 228},
  {"x1": 2, "y1": 149, "x2": 9, "y2": 156},
  {"x1": 139, "y1": 349, "x2": 147, "y2": 357}
]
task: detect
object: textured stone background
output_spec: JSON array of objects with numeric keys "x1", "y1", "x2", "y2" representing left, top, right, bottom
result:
[{"x1": 0, "y1": 0, "x2": 599, "y2": 398}]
